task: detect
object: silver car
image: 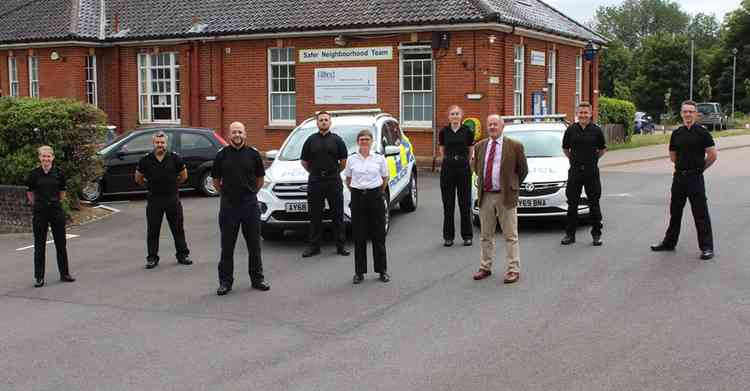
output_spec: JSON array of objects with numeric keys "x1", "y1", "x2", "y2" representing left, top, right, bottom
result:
[{"x1": 472, "y1": 118, "x2": 589, "y2": 223}]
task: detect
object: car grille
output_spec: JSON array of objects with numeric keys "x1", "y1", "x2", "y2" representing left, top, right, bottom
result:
[
  {"x1": 272, "y1": 182, "x2": 307, "y2": 200},
  {"x1": 518, "y1": 207, "x2": 566, "y2": 214},
  {"x1": 520, "y1": 182, "x2": 564, "y2": 197},
  {"x1": 271, "y1": 210, "x2": 334, "y2": 222}
]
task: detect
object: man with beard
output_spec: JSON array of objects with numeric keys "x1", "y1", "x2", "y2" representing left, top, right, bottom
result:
[
  {"x1": 211, "y1": 122, "x2": 270, "y2": 296},
  {"x1": 300, "y1": 111, "x2": 350, "y2": 258},
  {"x1": 135, "y1": 131, "x2": 192, "y2": 269}
]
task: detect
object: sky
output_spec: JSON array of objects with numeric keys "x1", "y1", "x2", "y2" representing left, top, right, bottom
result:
[{"x1": 548, "y1": 0, "x2": 744, "y2": 25}]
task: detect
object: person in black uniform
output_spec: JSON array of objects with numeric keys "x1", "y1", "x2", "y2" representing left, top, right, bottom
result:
[
  {"x1": 651, "y1": 100, "x2": 717, "y2": 260},
  {"x1": 300, "y1": 111, "x2": 350, "y2": 258},
  {"x1": 26, "y1": 145, "x2": 75, "y2": 287},
  {"x1": 439, "y1": 105, "x2": 475, "y2": 247},
  {"x1": 561, "y1": 102, "x2": 607, "y2": 246},
  {"x1": 212, "y1": 121, "x2": 270, "y2": 296},
  {"x1": 343, "y1": 129, "x2": 390, "y2": 284},
  {"x1": 135, "y1": 131, "x2": 192, "y2": 269}
]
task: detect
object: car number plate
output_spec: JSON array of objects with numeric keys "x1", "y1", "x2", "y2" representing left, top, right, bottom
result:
[
  {"x1": 519, "y1": 199, "x2": 546, "y2": 208},
  {"x1": 285, "y1": 202, "x2": 308, "y2": 213}
]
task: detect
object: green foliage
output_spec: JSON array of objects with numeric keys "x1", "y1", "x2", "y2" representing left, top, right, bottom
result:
[
  {"x1": 632, "y1": 33, "x2": 691, "y2": 119},
  {"x1": 613, "y1": 80, "x2": 633, "y2": 101},
  {"x1": 599, "y1": 96, "x2": 637, "y2": 141},
  {"x1": 0, "y1": 97, "x2": 107, "y2": 210},
  {"x1": 698, "y1": 74, "x2": 712, "y2": 101},
  {"x1": 688, "y1": 13, "x2": 721, "y2": 49},
  {"x1": 600, "y1": 40, "x2": 634, "y2": 97},
  {"x1": 594, "y1": 0, "x2": 690, "y2": 50}
]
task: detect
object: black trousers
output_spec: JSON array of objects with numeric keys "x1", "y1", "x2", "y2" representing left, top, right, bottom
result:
[
  {"x1": 218, "y1": 198, "x2": 264, "y2": 287},
  {"x1": 566, "y1": 165, "x2": 603, "y2": 236},
  {"x1": 351, "y1": 188, "x2": 387, "y2": 274},
  {"x1": 663, "y1": 173, "x2": 714, "y2": 250},
  {"x1": 146, "y1": 195, "x2": 189, "y2": 262},
  {"x1": 307, "y1": 178, "x2": 345, "y2": 249},
  {"x1": 32, "y1": 204, "x2": 70, "y2": 279},
  {"x1": 440, "y1": 160, "x2": 473, "y2": 241}
]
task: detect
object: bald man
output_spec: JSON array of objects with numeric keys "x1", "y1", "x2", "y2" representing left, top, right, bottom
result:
[{"x1": 211, "y1": 122, "x2": 270, "y2": 296}]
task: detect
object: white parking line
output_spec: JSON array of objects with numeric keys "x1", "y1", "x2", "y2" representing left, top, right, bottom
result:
[
  {"x1": 604, "y1": 193, "x2": 634, "y2": 198},
  {"x1": 15, "y1": 234, "x2": 80, "y2": 251},
  {"x1": 95, "y1": 204, "x2": 121, "y2": 213}
]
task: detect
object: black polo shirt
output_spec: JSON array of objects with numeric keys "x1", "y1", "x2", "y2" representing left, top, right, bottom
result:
[
  {"x1": 669, "y1": 123, "x2": 715, "y2": 171},
  {"x1": 136, "y1": 151, "x2": 185, "y2": 197},
  {"x1": 26, "y1": 165, "x2": 67, "y2": 206},
  {"x1": 300, "y1": 131, "x2": 348, "y2": 181},
  {"x1": 562, "y1": 122, "x2": 607, "y2": 166},
  {"x1": 438, "y1": 125, "x2": 475, "y2": 160},
  {"x1": 211, "y1": 145, "x2": 265, "y2": 203}
]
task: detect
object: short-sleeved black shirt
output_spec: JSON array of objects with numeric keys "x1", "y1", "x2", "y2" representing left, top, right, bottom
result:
[
  {"x1": 26, "y1": 165, "x2": 67, "y2": 207},
  {"x1": 300, "y1": 131, "x2": 348, "y2": 181},
  {"x1": 669, "y1": 123, "x2": 715, "y2": 171},
  {"x1": 211, "y1": 145, "x2": 266, "y2": 203},
  {"x1": 562, "y1": 122, "x2": 607, "y2": 166},
  {"x1": 136, "y1": 151, "x2": 185, "y2": 197},
  {"x1": 438, "y1": 125, "x2": 475, "y2": 160}
]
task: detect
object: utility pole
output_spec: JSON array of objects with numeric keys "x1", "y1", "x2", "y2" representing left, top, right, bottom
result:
[{"x1": 732, "y1": 48, "x2": 738, "y2": 121}]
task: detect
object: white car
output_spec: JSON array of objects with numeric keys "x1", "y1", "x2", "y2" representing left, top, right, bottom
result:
[
  {"x1": 258, "y1": 110, "x2": 418, "y2": 240},
  {"x1": 472, "y1": 116, "x2": 589, "y2": 223}
]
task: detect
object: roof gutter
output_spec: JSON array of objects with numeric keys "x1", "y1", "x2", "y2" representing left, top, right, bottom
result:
[
  {"x1": 513, "y1": 27, "x2": 606, "y2": 48},
  {"x1": 0, "y1": 40, "x2": 107, "y2": 49}
]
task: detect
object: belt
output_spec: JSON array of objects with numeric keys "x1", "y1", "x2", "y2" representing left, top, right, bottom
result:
[
  {"x1": 675, "y1": 168, "x2": 703, "y2": 176},
  {"x1": 351, "y1": 187, "x2": 382, "y2": 194},
  {"x1": 445, "y1": 155, "x2": 467, "y2": 161}
]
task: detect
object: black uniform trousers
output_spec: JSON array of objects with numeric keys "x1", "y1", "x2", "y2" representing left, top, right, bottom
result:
[
  {"x1": 663, "y1": 173, "x2": 713, "y2": 250},
  {"x1": 146, "y1": 195, "x2": 189, "y2": 262},
  {"x1": 440, "y1": 159, "x2": 473, "y2": 241},
  {"x1": 307, "y1": 177, "x2": 345, "y2": 250},
  {"x1": 566, "y1": 165, "x2": 603, "y2": 236},
  {"x1": 351, "y1": 188, "x2": 387, "y2": 275},
  {"x1": 32, "y1": 203, "x2": 70, "y2": 279},
  {"x1": 218, "y1": 197, "x2": 264, "y2": 287}
]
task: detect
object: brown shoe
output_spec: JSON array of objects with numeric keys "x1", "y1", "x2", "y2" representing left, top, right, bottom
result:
[
  {"x1": 503, "y1": 271, "x2": 520, "y2": 284},
  {"x1": 473, "y1": 269, "x2": 492, "y2": 280}
]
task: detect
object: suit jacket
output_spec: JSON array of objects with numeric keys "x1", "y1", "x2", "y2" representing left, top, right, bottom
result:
[{"x1": 471, "y1": 136, "x2": 528, "y2": 209}]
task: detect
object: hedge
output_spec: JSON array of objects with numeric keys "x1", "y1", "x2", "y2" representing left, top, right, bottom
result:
[
  {"x1": 599, "y1": 97, "x2": 636, "y2": 142},
  {"x1": 0, "y1": 97, "x2": 107, "y2": 211}
]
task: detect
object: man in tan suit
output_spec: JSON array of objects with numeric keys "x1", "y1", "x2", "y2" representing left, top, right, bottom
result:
[{"x1": 471, "y1": 115, "x2": 528, "y2": 283}]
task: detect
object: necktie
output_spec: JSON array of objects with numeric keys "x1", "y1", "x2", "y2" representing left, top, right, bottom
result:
[{"x1": 484, "y1": 141, "x2": 497, "y2": 192}]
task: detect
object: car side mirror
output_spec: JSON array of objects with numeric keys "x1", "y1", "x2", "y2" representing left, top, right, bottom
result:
[
  {"x1": 384, "y1": 145, "x2": 400, "y2": 157},
  {"x1": 265, "y1": 149, "x2": 278, "y2": 161}
]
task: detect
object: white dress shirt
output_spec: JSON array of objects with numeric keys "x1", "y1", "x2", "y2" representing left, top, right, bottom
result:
[
  {"x1": 343, "y1": 150, "x2": 389, "y2": 190},
  {"x1": 483, "y1": 136, "x2": 503, "y2": 191}
]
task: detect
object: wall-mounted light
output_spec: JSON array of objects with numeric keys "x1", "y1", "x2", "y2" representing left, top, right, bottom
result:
[
  {"x1": 334, "y1": 34, "x2": 348, "y2": 47},
  {"x1": 50, "y1": 51, "x2": 60, "y2": 61},
  {"x1": 488, "y1": 34, "x2": 497, "y2": 44}
]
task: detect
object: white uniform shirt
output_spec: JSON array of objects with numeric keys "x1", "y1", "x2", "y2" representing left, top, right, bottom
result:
[
  {"x1": 483, "y1": 136, "x2": 503, "y2": 191},
  {"x1": 343, "y1": 150, "x2": 389, "y2": 190}
]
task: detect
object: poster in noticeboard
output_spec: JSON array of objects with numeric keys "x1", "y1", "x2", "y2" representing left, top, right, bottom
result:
[{"x1": 314, "y1": 67, "x2": 377, "y2": 105}]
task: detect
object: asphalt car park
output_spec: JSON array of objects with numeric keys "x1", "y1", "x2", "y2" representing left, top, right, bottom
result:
[{"x1": 2, "y1": 150, "x2": 750, "y2": 390}]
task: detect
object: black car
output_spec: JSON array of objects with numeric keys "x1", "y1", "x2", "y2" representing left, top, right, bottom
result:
[{"x1": 81, "y1": 127, "x2": 227, "y2": 202}]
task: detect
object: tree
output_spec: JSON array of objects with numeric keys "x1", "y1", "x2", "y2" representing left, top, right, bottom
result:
[
  {"x1": 594, "y1": 0, "x2": 690, "y2": 49},
  {"x1": 631, "y1": 33, "x2": 691, "y2": 118},
  {"x1": 599, "y1": 39, "x2": 634, "y2": 97},
  {"x1": 614, "y1": 80, "x2": 633, "y2": 101},
  {"x1": 688, "y1": 13, "x2": 721, "y2": 49},
  {"x1": 697, "y1": 74, "x2": 712, "y2": 101}
]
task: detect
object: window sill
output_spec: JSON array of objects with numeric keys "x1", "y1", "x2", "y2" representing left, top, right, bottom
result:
[
  {"x1": 265, "y1": 124, "x2": 296, "y2": 131},
  {"x1": 401, "y1": 126, "x2": 434, "y2": 133}
]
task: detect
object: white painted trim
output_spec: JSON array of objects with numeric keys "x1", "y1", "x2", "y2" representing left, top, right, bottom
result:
[
  {"x1": 513, "y1": 27, "x2": 601, "y2": 48},
  {"x1": 0, "y1": 41, "x2": 105, "y2": 49}
]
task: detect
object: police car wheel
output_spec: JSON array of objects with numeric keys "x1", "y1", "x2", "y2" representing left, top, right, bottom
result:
[
  {"x1": 81, "y1": 180, "x2": 102, "y2": 202},
  {"x1": 199, "y1": 171, "x2": 219, "y2": 197},
  {"x1": 399, "y1": 170, "x2": 417, "y2": 212}
]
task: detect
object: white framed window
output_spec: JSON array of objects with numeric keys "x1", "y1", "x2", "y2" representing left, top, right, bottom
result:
[
  {"x1": 28, "y1": 55, "x2": 39, "y2": 98},
  {"x1": 268, "y1": 48, "x2": 296, "y2": 125},
  {"x1": 575, "y1": 54, "x2": 582, "y2": 107},
  {"x1": 137, "y1": 52, "x2": 180, "y2": 123},
  {"x1": 513, "y1": 45, "x2": 525, "y2": 116},
  {"x1": 547, "y1": 49, "x2": 556, "y2": 114},
  {"x1": 85, "y1": 55, "x2": 98, "y2": 106},
  {"x1": 8, "y1": 57, "x2": 18, "y2": 97},
  {"x1": 400, "y1": 47, "x2": 433, "y2": 127}
]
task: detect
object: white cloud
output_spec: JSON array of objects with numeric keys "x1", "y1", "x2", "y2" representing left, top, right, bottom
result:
[{"x1": 551, "y1": 0, "x2": 743, "y2": 24}]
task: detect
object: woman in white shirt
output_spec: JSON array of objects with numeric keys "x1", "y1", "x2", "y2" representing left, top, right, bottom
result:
[{"x1": 343, "y1": 129, "x2": 390, "y2": 284}]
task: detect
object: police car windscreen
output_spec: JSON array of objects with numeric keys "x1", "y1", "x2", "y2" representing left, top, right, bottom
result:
[
  {"x1": 506, "y1": 131, "x2": 564, "y2": 158},
  {"x1": 278, "y1": 125, "x2": 365, "y2": 161}
]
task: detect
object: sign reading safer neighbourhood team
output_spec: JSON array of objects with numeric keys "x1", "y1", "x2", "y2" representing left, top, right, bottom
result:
[
  {"x1": 314, "y1": 67, "x2": 377, "y2": 105},
  {"x1": 300, "y1": 47, "x2": 393, "y2": 63}
]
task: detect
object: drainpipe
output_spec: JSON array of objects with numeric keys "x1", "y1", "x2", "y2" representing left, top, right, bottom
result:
[{"x1": 191, "y1": 41, "x2": 200, "y2": 126}]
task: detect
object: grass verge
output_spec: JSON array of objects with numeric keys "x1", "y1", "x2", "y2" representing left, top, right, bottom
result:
[{"x1": 608, "y1": 128, "x2": 750, "y2": 151}]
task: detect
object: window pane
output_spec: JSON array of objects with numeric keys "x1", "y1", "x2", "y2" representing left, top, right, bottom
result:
[
  {"x1": 423, "y1": 76, "x2": 431, "y2": 90},
  {"x1": 270, "y1": 49, "x2": 279, "y2": 62},
  {"x1": 403, "y1": 62, "x2": 412, "y2": 76},
  {"x1": 403, "y1": 76, "x2": 412, "y2": 91},
  {"x1": 413, "y1": 76, "x2": 422, "y2": 91},
  {"x1": 403, "y1": 106, "x2": 414, "y2": 121}
]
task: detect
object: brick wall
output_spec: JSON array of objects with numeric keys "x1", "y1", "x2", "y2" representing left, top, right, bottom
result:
[
  {"x1": 0, "y1": 185, "x2": 33, "y2": 233},
  {"x1": 0, "y1": 30, "x2": 600, "y2": 158}
]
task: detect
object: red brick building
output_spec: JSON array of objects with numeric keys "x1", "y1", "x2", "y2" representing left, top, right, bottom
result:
[{"x1": 0, "y1": 0, "x2": 606, "y2": 159}]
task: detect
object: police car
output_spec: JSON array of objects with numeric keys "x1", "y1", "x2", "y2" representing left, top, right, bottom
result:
[
  {"x1": 472, "y1": 115, "x2": 589, "y2": 224},
  {"x1": 258, "y1": 110, "x2": 418, "y2": 239}
]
